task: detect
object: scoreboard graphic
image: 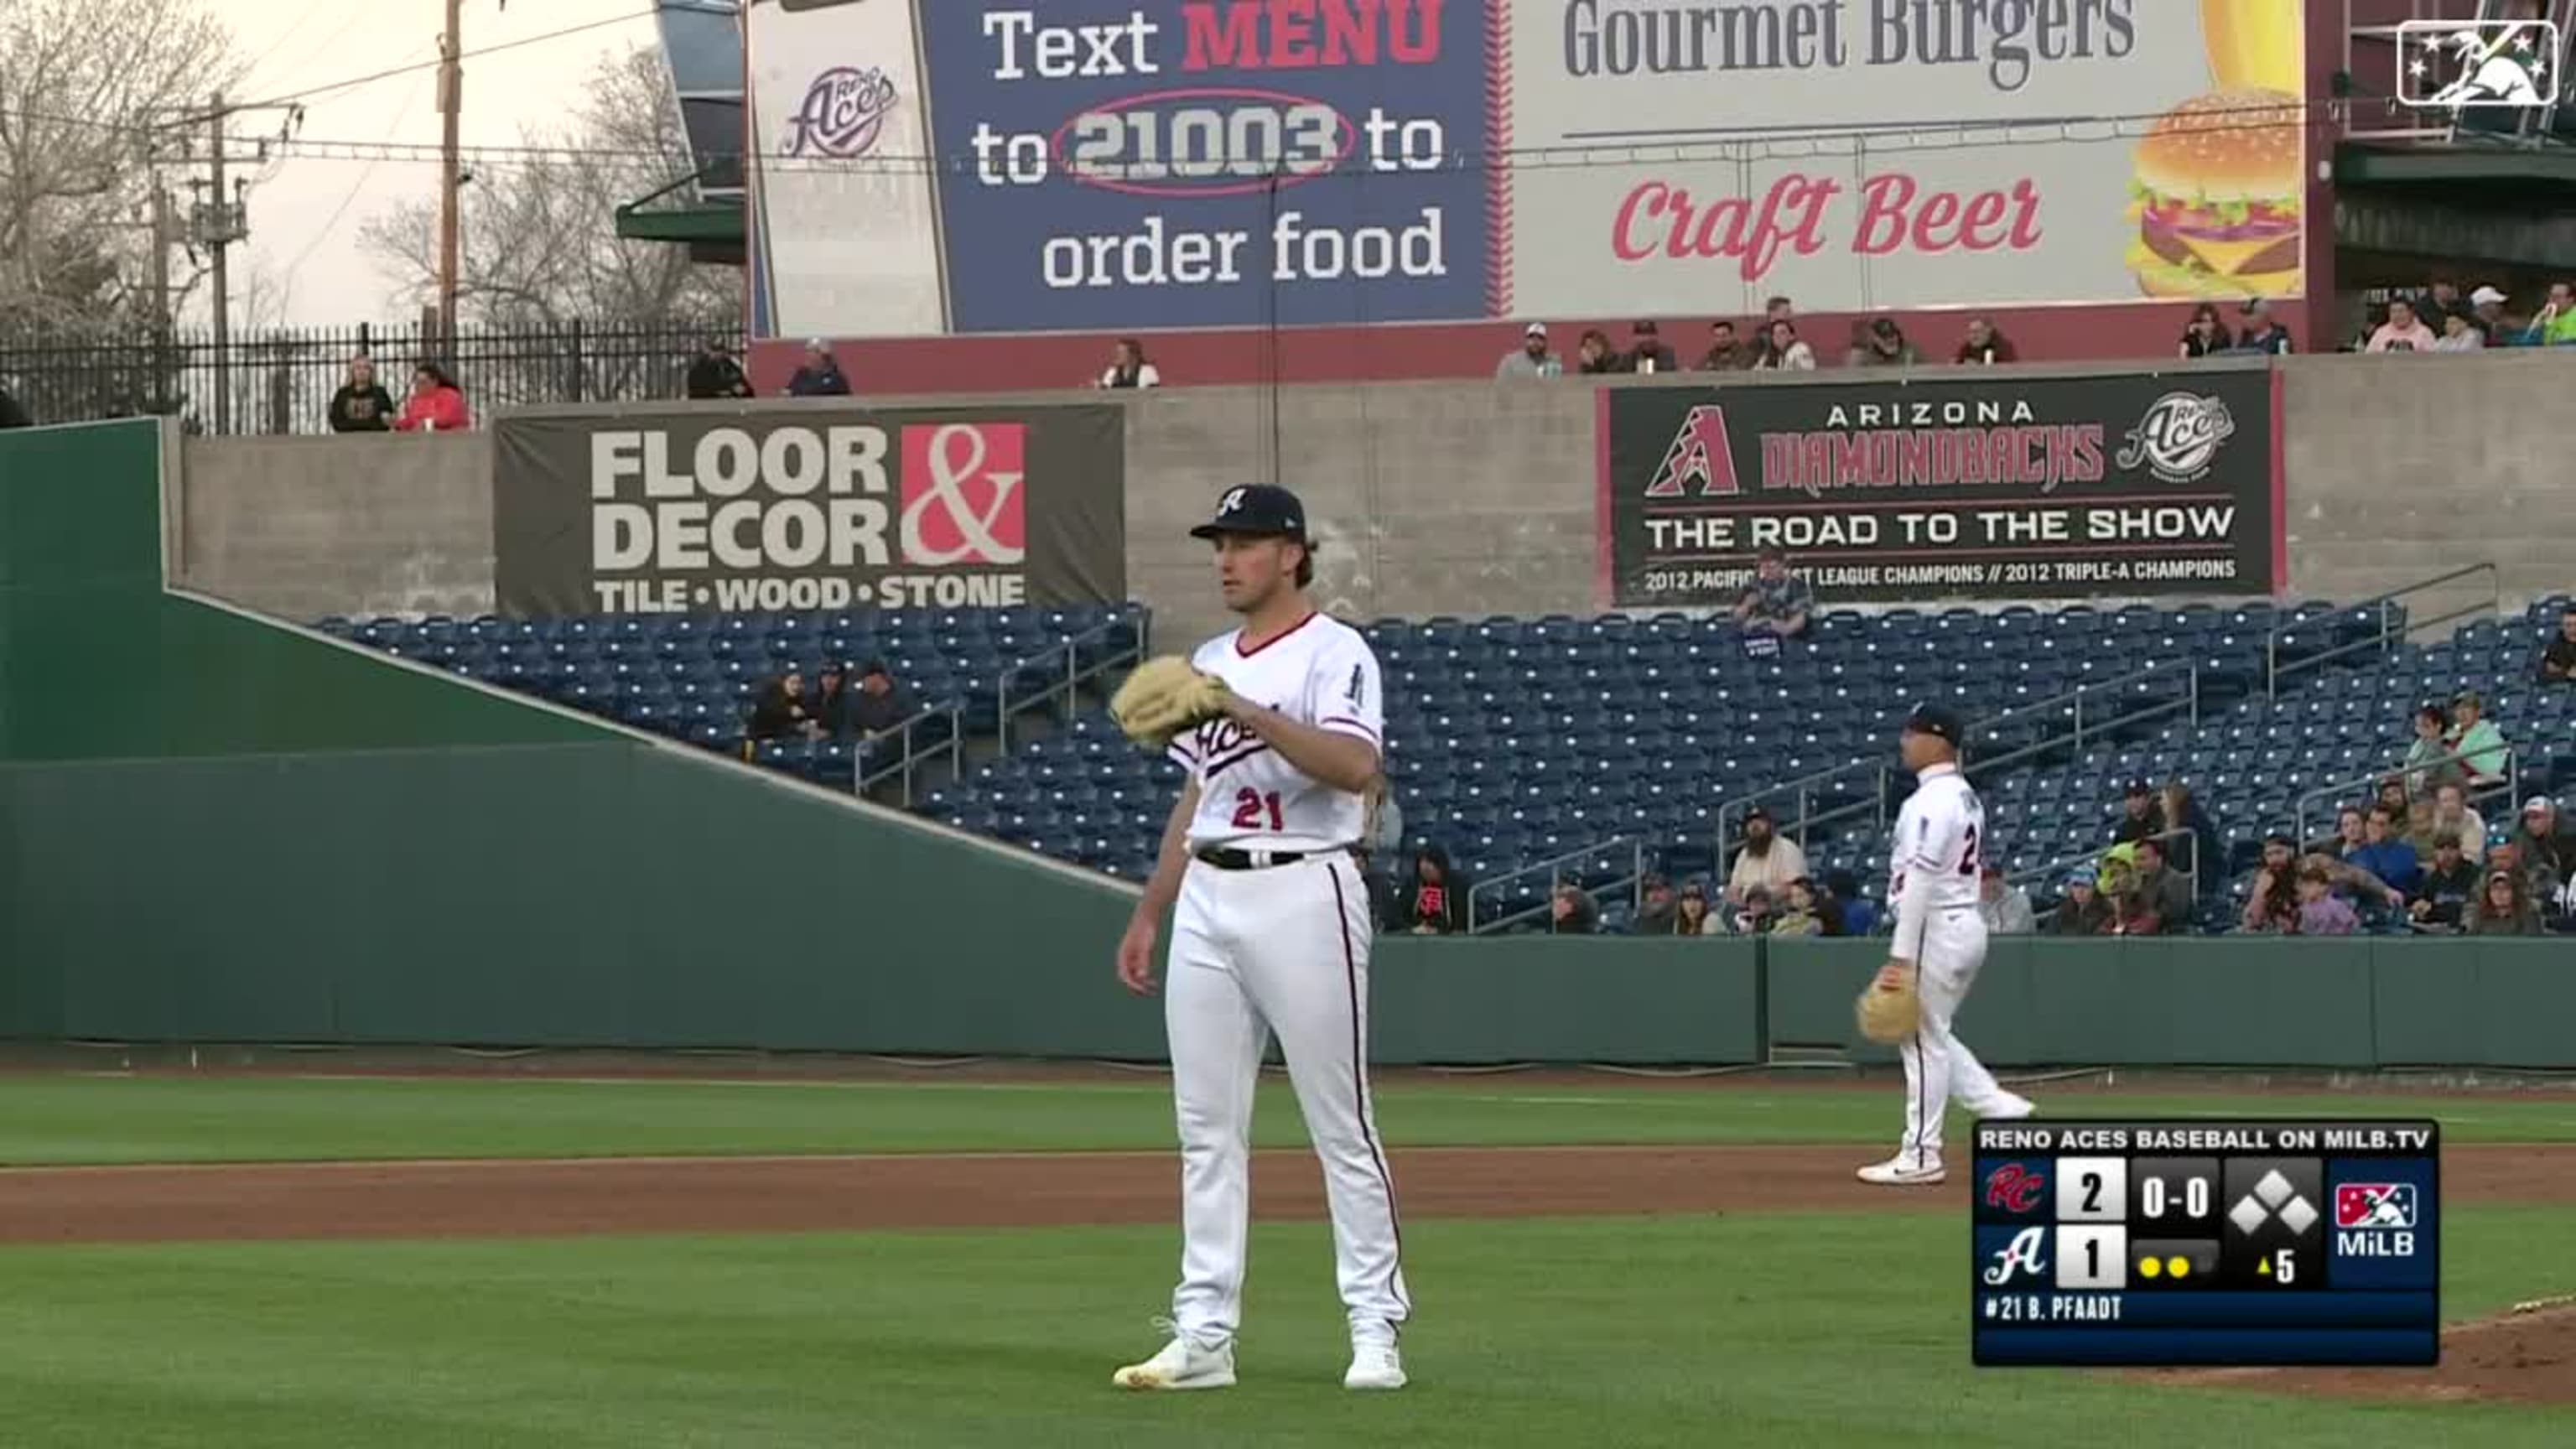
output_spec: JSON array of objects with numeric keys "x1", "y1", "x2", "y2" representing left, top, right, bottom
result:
[{"x1": 1971, "y1": 1119, "x2": 2440, "y2": 1366}]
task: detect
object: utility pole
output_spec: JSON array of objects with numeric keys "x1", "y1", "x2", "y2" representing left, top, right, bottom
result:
[
  {"x1": 206, "y1": 91, "x2": 235, "y2": 434},
  {"x1": 436, "y1": 0, "x2": 465, "y2": 346}
]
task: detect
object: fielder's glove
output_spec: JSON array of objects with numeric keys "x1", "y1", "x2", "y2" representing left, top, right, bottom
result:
[
  {"x1": 1855, "y1": 962, "x2": 1921, "y2": 1045},
  {"x1": 1110, "y1": 655, "x2": 1231, "y2": 749}
]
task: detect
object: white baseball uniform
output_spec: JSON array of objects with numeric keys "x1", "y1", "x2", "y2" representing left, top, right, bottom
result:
[
  {"x1": 1884, "y1": 762, "x2": 2022, "y2": 1169},
  {"x1": 1157, "y1": 610, "x2": 1410, "y2": 1346}
]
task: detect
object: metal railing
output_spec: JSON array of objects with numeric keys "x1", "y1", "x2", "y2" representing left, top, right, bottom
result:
[
  {"x1": 997, "y1": 613, "x2": 1150, "y2": 751},
  {"x1": 854, "y1": 702, "x2": 966, "y2": 809},
  {"x1": 2263, "y1": 563, "x2": 2499, "y2": 700},
  {"x1": 2005, "y1": 825, "x2": 2200, "y2": 902},
  {"x1": 2288, "y1": 743, "x2": 2521, "y2": 852},
  {"x1": 1711, "y1": 658, "x2": 2205, "y2": 875},
  {"x1": 1467, "y1": 836, "x2": 1649, "y2": 936}
]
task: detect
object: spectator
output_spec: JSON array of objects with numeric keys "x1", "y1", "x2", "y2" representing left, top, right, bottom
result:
[
  {"x1": 2366, "y1": 298, "x2": 2438, "y2": 353},
  {"x1": 1674, "y1": 880, "x2": 1718, "y2": 936},
  {"x1": 748, "y1": 668, "x2": 813, "y2": 740},
  {"x1": 2096, "y1": 856, "x2": 2158, "y2": 935},
  {"x1": 2130, "y1": 836, "x2": 2194, "y2": 933},
  {"x1": 2433, "y1": 310, "x2": 2488, "y2": 352},
  {"x1": 1953, "y1": 316, "x2": 2018, "y2": 366},
  {"x1": 1098, "y1": 337, "x2": 1160, "y2": 389},
  {"x1": 2241, "y1": 834, "x2": 2301, "y2": 932},
  {"x1": 1748, "y1": 296, "x2": 1797, "y2": 364},
  {"x1": 2351, "y1": 807, "x2": 2422, "y2": 895},
  {"x1": 0, "y1": 382, "x2": 29, "y2": 429},
  {"x1": 392, "y1": 362, "x2": 470, "y2": 432},
  {"x1": 1394, "y1": 844, "x2": 1469, "y2": 934},
  {"x1": 1850, "y1": 316, "x2": 1920, "y2": 367},
  {"x1": 2401, "y1": 797, "x2": 2442, "y2": 856},
  {"x1": 2409, "y1": 833, "x2": 2480, "y2": 929},
  {"x1": 1771, "y1": 876, "x2": 1841, "y2": 937},
  {"x1": 327, "y1": 356, "x2": 397, "y2": 432},
  {"x1": 2294, "y1": 866, "x2": 2361, "y2": 935},
  {"x1": 2049, "y1": 868, "x2": 2111, "y2": 934},
  {"x1": 684, "y1": 338, "x2": 755, "y2": 401},
  {"x1": 1697, "y1": 319, "x2": 1751, "y2": 371},
  {"x1": 2419, "y1": 278, "x2": 2469, "y2": 332},
  {"x1": 2111, "y1": 782, "x2": 2165, "y2": 846},
  {"x1": 2232, "y1": 299, "x2": 2294, "y2": 355},
  {"x1": 2179, "y1": 304, "x2": 2233, "y2": 358},
  {"x1": 1732, "y1": 546, "x2": 1815, "y2": 639},
  {"x1": 1977, "y1": 865, "x2": 2035, "y2": 934},
  {"x1": 1624, "y1": 319, "x2": 1678, "y2": 375},
  {"x1": 2374, "y1": 776, "x2": 2412, "y2": 823},
  {"x1": 1497, "y1": 323, "x2": 1563, "y2": 380},
  {"x1": 1729, "y1": 884, "x2": 1775, "y2": 936},
  {"x1": 849, "y1": 659, "x2": 910, "y2": 738},
  {"x1": 787, "y1": 340, "x2": 853, "y2": 397},
  {"x1": 2511, "y1": 797, "x2": 2576, "y2": 897},
  {"x1": 1575, "y1": 328, "x2": 1623, "y2": 376},
  {"x1": 1750, "y1": 319, "x2": 1815, "y2": 371},
  {"x1": 1634, "y1": 873, "x2": 1679, "y2": 933},
  {"x1": 1823, "y1": 869, "x2": 1877, "y2": 936},
  {"x1": 1840, "y1": 318, "x2": 1874, "y2": 366},
  {"x1": 2470, "y1": 284, "x2": 2511, "y2": 340},
  {"x1": 1549, "y1": 883, "x2": 1598, "y2": 935},
  {"x1": 2537, "y1": 609, "x2": 2576, "y2": 683},
  {"x1": 2326, "y1": 806, "x2": 2368, "y2": 860},
  {"x1": 2402, "y1": 703, "x2": 2464, "y2": 797},
  {"x1": 2158, "y1": 782, "x2": 2224, "y2": 893},
  {"x1": 2446, "y1": 690, "x2": 2510, "y2": 787},
  {"x1": 1727, "y1": 805, "x2": 1808, "y2": 902},
  {"x1": 2429, "y1": 782, "x2": 2486, "y2": 856},
  {"x1": 2523, "y1": 281, "x2": 2576, "y2": 345},
  {"x1": 2309, "y1": 850, "x2": 2407, "y2": 913},
  {"x1": 808, "y1": 661, "x2": 851, "y2": 740},
  {"x1": 2469, "y1": 870, "x2": 2544, "y2": 935}
]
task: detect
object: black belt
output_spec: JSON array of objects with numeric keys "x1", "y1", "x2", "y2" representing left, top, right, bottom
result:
[{"x1": 1194, "y1": 844, "x2": 1355, "y2": 871}]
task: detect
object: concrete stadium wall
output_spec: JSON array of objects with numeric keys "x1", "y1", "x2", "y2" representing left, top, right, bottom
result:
[{"x1": 174, "y1": 352, "x2": 2576, "y2": 643}]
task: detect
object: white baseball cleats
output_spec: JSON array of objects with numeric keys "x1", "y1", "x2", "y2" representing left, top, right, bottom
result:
[
  {"x1": 1343, "y1": 1322, "x2": 1407, "y2": 1391},
  {"x1": 1856, "y1": 1156, "x2": 1947, "y2": 1186},
  {"x1": 1112, "y1": 1320, "x2": 1236, "y2": 1391}
]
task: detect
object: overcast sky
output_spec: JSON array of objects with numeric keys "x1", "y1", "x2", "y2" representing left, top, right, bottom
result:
[{"x1": 212, "y1": 0, "x2": 663, "y2": 328}]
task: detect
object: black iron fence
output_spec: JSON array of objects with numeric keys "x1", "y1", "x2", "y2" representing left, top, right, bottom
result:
[{"x1": 0, "y1": 320, "x2": 739, "y2": 436}]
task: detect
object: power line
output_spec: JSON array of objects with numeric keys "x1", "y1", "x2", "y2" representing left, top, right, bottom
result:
[{"x1": 184, "y1": 6, "x2": 673, "y2": 122}]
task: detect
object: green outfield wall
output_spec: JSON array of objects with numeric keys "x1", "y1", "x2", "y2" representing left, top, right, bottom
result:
[{"x1": 2, "y1": 422, "x2": 2569, "y2": 1068}]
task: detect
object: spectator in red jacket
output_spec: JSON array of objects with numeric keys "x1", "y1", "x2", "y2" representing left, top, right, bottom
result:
[{"x1": 394, "y1": 362, "x2": 471, "y2": 432}]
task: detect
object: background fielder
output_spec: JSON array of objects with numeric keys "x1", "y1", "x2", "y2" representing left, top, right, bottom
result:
[
  {"x1": 1111, "y1": 485, "x2": 1412, "y2": 1392},
  {"x1": 1859, "y1": 704, "x2": 2034, "y2": 1187}
]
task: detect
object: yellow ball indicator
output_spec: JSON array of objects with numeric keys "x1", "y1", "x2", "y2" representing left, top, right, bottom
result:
[
  {"x1": 2138, "y1": 1257, "x2": 2162, "y2": 1280},
  {"x1": 2167, "y1": 1256, "x2": 2192, "y2": 1280}
]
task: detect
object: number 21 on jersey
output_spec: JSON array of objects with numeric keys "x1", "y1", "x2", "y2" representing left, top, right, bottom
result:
[{"x1": 1231, "y1": 788, "x2": 1284, "y2": 831}]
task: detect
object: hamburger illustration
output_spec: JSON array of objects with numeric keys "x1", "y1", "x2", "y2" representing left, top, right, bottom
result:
[{"x1": 2126, "y1": 88, "x2": 2303, "y2": 299}]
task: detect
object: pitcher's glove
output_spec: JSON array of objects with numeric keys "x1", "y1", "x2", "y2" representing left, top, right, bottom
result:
[
  {"x1": 1855, "y1": 962, "x2": 1921, "y2": 1045},
  {"x1": 1110, "y1": 655, "x2": 1232, "y2": 749}
]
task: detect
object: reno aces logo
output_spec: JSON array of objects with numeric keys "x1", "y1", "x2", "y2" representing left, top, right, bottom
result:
[
  {"x1": 784, "y1": 65, "x2": 898, "y2": 159},
  {"x1": 1191, "y1": 708, "x2": 1279, "y2": 775},
  {"x1": 1983, "y1": 1163, "x2": 2047, "y2": 1214},
  {"x1": 1981, "y1": 1227, "x2": 2049, "y2": 1286},
  {"x1": 2116, "y1": 392, "x2": 2236, "y2": 484}
]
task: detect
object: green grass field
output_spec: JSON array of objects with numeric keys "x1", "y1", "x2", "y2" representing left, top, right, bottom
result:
[{"x1": 2, "y1": 1072, "x2": 2569, "y2": 1447}]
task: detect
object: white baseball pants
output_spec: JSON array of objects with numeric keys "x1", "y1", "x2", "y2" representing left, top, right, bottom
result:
[
  {"x1": 1161, "y1": 852, "x2": 1411, "y2": 1344},
  {"x1": 1897, "y1": 906, "x2": 2019, "y2": 1168}
]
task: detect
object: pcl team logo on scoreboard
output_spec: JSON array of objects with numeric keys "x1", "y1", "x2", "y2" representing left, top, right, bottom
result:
[
  {"x1": 1982, "y1": 1161, "x2": 2048, "y2": 1215},
  {"x1": 1981, "y1": 1227, "x2": 2049, "y2": 1286}
]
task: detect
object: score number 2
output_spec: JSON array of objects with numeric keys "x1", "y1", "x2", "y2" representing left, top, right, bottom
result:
[{"x1": 1231, "y1": 788, "x2": 1284, "y2": 831}]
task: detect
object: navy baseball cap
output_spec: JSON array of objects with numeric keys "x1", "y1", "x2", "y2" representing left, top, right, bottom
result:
[
  {"x1": 1901, "y1": 703, "x2": 1963, "y2": 745},
  {"x1": 1190, "y1": 484, "x2": 1307, "y2": 541}
]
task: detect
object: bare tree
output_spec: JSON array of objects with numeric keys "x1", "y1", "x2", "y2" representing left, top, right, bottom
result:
[
  {"x1": 363, "y1": 45, "x2": 740, "y2": 334},
  {"x1": 0, "y1": 0, "x2": 239, "y2": 335}
]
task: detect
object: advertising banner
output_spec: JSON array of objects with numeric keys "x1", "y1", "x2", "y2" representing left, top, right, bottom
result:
[
  {"x1": 493, "y1": 407, "x2": 1126, "y2": 615},
  {"x1": 1597, "y1": 371, "x2": 2283, "y2": 607},
  {"x1": 746, "y1": 0, "x2": 947, "y2": 337},
  {"x1": 745, "y1": 0, "x2": 2309, "y2": 337}
]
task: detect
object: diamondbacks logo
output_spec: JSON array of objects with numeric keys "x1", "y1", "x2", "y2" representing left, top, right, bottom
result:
[
  {"x1": 1642, "y1": 405, "x2": 1741, "y2": 497},
  {"x1": 1981, "y1": 1226, "x2": 2049, "y2": 1285},
  {"x1": 2116, "y1": 392, "x2": 2235, "y2": 484},
  {"x1": 785, "y1": 65, "x2": 898, "y2": 158},
  {"x1": 2399, "y1": 21, "x2": 2561, "y2": 110},
  {"x1": 2334, "y1": 1183, "x2": 2418, "y2": 1230},
  {"x1": 1984, "y1": 1163, "x2": 2047, "y2": 1214},
  {"x1": 898, "y1": 423, "x2": 1025, "y2": 565}
]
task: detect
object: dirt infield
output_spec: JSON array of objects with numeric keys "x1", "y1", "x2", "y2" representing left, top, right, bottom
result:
[{"x1": 2144, "y1": 1304, "x2": 2576, "y2": 1407}]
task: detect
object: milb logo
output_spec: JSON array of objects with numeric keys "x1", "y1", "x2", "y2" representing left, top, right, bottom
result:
[{"x1": 2334, "y1": 1183, "x2": 2418, "y2": 1258}]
